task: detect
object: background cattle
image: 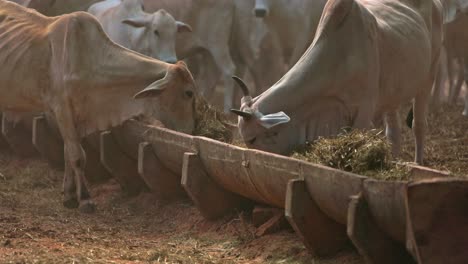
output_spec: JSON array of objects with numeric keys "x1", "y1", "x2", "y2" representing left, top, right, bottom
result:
[
  {"x1": 0, "y1": 1, "x2": 196, "y2": 212},
  {"x1": 253, "y1": 0, "x2": 327, "y2": 67},
  {"x1": 440, "y1": 0, "x2": 468, "y2": 116},
  {"x1": 143, "y1": 0, "x2": 237, "y2": 112},
  {"x1": 89, "y1": 0, "x2": 192, "y2": 64},
  {"x1": 143, "y1": 0, "x2": 285, "y2": 112}
]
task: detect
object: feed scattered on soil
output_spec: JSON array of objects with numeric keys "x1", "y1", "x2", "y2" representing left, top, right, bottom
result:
[
  {"x1": 292, "y1": 129, "x2": 411, "y2": 181},
  {"x1": 193, "y1": 97, "x2": 235, "y2": 143}
]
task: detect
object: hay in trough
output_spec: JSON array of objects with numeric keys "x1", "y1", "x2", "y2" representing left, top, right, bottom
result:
[
  {"x1": 292, "y1": 129, "x2": 410, "y2": 181},
  {"x1": 193, "y1": 97, "x2": 235, "y2": 143}
]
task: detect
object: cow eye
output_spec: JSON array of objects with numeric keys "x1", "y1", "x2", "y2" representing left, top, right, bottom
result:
[
  {"x1": 154, "y1": 30, "x2": 160, "y2": 36},
  {"x1": 185, "y1": 90, "x2": 194, "y2": 98}
]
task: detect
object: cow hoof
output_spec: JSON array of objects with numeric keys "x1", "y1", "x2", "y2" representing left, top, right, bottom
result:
[
  {"x1": 63, "y1": 197, "x2": 79, "y2": 209},
  {"x1": 79, "y1": 200, "x2": 96, "y2": 214}
]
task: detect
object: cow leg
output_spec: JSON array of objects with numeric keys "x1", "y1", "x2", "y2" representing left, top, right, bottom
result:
[
  {"x1": 384, "y1": 110, "x2": 401, "y2": 157},
  {"x1": 412, "y1": 91, "x2": 430, "y2": 165},
  {"x1": 449, "y1": 58, "x2": 464, "y2": 104},
  {"x1": 463, "y1": 61, "x2": 468, "y2": 117},
  {"x1": 62, "y1": 159, "x2": 78, "y2": 208},
  {"x1": 446, "y1": 56, "x2": 456, "y2": 97},
  {"x1": 463, "y1": 88, "x2": 468, "y2": 116},
  {"x1": 430, "y1": 53, "x2": 445, "y2": 109},
  {"x1": 64, "y1": 141, "x2": 94, "y2": 213},
  {"x1": 53, "y1": 107, "x2": 95, "y2": 213}
]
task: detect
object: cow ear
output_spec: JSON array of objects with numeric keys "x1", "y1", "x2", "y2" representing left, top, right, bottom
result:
[
  {"x1": 122, "y1": 18, "x2": 147, "y2": 28},
  {"x1": 258, "y1": 111, "x2": 290, "y2": 129},
  {"x1": 133, "y1": 79, "x2": 167, "y2": 99},
  {"x1": 176, "y1": 21, "x2": 192, "y2": 33},
  {"x1": 134, "y1": 70, "x2": 171, "y2": 99}
]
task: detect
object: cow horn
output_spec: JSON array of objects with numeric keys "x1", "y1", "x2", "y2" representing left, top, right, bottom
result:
[
  {"x1": 232, "y1": 76, "x2": 250, "y2": 96},
  {"x1": 230, "y1": 109, "x2": 253, "y2": 119}
]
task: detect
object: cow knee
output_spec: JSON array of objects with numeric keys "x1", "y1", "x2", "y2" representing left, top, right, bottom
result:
[{"x1": 65, "y1": 143, "x2": 86, "y2": 170}]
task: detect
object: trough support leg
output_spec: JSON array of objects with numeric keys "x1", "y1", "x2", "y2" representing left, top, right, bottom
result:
[
  {"x1": 2, "y1": 113, "x2": 37, "y2": 158},
  {"x1": 138, "y1": 142, "x2": 184, "y2": 199},
  {"x1": 181, "y1": 152, "x2": 250, "y2": 220},
  {"x1": 347, "y1": 193, "x2": 415, "y2": 264},
  {"x1": 32, "y1": 116, "x2": 64, "y2": 169},
  {"x1": 285, "y1": 179, "x2": 348, "y2": 257},
  {"x1": 100, "y1": 131, "x2": 146, "y2": 195}
]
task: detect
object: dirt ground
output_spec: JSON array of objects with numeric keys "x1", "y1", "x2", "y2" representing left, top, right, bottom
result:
[
  {"x1": 0, "y1": 104, "x2": 466, "y2": 264},
  {"x1": 399, "y1": 104, "x2": 468, "y2": 176}
]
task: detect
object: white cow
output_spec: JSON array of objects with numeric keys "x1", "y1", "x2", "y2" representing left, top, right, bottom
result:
[
  {"x1": 89, "y1": 0, "x2": 192, "y2": 63},
  {"x1": 232, "y1": 0, "x2": 443, "y2": 165}
]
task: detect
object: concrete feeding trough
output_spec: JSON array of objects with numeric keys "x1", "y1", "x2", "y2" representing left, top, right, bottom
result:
[
  {"x1": 4, "y1": 113, "x2": 466, "y2": 264},
  {"x1": 32, "y1": 114, "x2": 111, "y2": 183},
  {"x1": 287, "y1": 164, "x2": 466, "y2": 264},
  {"x1": 99, "y1": 120, "x2": 148, "y2": 195},
  {"x1": 137, "y1": 124, "x2": 468, "y2": 263},
  {"x1": 138, "y1": 122, "x2": 197, "y2": 199},
  {"x1": 285, "y1": 164, "x2": 366, "y2": 256},
  {"x1": 404, "y1": 178, "x2": 468, "y2": 264},
  {"x1": 183, "y1": 136, "x2": 303, "y2": 218}
]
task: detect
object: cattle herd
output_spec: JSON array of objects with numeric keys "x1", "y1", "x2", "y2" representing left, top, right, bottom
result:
[{"x1": 0, "y1": 0, "x2": 467, "y2": 257}]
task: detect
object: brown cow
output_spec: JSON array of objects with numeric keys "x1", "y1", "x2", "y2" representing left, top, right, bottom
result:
[{"x1": 0, "y1": 1, "x2": 196, "y2": 212}]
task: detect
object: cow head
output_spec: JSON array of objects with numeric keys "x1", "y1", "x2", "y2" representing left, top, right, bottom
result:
[
  {"x1": 230, "y1": 77, "x2": 293, "y2": 154},
  {"x1": 134, "y1": 61, "x2": 196, "y2": 134},
  {"x1": 254, "y1": 0, "x2": 270, "y2": 18},
  {"x1": 122, "y1": 7, "x2": 192, "y2": 64}
]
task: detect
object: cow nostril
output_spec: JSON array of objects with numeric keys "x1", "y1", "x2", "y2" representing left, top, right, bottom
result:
[{"x1": 254, "y1": 9, "x2": 267, "y2": 18}]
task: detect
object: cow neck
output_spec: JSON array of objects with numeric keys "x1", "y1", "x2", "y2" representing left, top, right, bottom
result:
[
  {"x1": 254, "y1": 39, "x2": 330, "y2": 118},
  {"x1": 91, "y1": 40, "x2": 169, "y2": 90}
]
